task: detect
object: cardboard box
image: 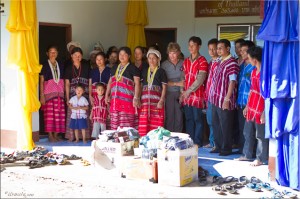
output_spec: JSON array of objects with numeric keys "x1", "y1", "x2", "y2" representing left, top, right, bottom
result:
[
  {"x1": 119, "y1": 156, "x2": 158, "y2": 182},
  {"x1": 157, "y1": 146, "x2": 198, "y2": 187},
  {"x1": 95, "y1": 140, "x2": 134, "y2": 156}
]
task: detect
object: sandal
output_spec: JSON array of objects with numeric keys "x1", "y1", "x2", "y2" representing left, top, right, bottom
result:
[
  {"x1": 212, "y1": 176, "x2": 224, "y2": 185},
  {"x1": 199, "y1": 174, "x2": 208, "y2": 186},
  {"x1": 231, "y1": 182, "x2": 244, "y2": 189},
  {"x1": 212, "y1": 185, "x2": 226, "y2": 195},
  {"x1": 259, "y1": 182, "x2": 273, "y2": 191},
  {"x1": 239, "y1": 176, "x2": 250, "y2": 185},
  {"x1": 68, "y1": 154, "x2": 82, "y2": 160},
  {"x1": 223, "y1": 176, "x2": 238, "y2": 184},
  {"x1": 250, "y1": 176, "x2": 261, "y2": 184},
  {"x1": 246, "y1": 183, "x2": 262, "y2": 192},
  {"x1": 29, "y1": 160, "x2": 44, "y2": 169},
  {"x1": 272, "y1": 189, "x2": 284, "y2": 198},
  {"x1": 222, "y1": 184, "x2": 238, "y2": 194},
  {"x1": 282, "y1": 190, "x2": 297, "y2": 199}
]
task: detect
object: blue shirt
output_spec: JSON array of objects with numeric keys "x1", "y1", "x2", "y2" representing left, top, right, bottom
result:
[
  {"x1": 237, "y1": 62, "x2": 255, "y2": 107},
  {"x1": 90, "y1": 67, "x2": 111, "y2": 85}
]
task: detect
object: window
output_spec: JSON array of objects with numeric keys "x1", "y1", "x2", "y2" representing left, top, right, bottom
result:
[{"x1": 217, "y1": 23, "x2": 263, "y2": 57}]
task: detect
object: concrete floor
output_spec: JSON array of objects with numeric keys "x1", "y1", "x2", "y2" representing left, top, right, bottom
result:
[{"x1": 1, "y1": 140, "x2": 299, "y2": 198}]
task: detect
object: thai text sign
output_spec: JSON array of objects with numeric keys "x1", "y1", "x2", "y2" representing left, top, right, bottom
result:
[{"x1": 195, "y1": 0, "x2": 260, "y2": 17}]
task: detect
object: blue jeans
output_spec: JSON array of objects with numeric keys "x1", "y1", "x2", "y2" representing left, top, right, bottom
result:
[
  {"x1": 243, "y1": 121, "x2": 269, "y2": 162},
  {"x1": 206, "y1": 102, "x2": 215, "y2": 147},
  {"x1": 184, "y1": 105, "x2": 204, "y2": 146}
]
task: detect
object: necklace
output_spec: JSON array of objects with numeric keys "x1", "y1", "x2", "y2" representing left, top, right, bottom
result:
[
  {"x1": 72, "y1": 64, "x2": 81, "y2": 82},
  {"x1": 48, "y1": 59, "x2": 60, "y2": 84},
  {"x1": 115, "y1": 63, "x2": 129, "y2": 81},
  {"x1": 147, "y1": 66, "x2": 158, "y2": 89}
]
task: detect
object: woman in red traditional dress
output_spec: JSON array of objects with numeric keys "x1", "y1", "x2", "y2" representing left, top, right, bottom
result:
[
  {"x1": 40, "y1": 45, "x2": 65, "y2": 142},
  {"x1": 138, "y1": 49, "x2": 167, "y2": 136},
  {"x1": 105, "y1": 47, "x2": 141, "y2": 130}
]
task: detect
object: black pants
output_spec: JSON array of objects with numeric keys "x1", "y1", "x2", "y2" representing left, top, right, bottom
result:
[
  {"x1": 164, "y1": 91, "x2": 183, "y2": 132},
  {"x1": 212, "y1": 105, "x2": 235, "y2": 152},
  {"x1": 237, "y1": 106, "x2": 246, "y2": 152}
]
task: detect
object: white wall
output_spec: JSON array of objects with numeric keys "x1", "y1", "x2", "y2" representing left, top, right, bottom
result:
[
  {"x1": 146, "y1": 1, "x2": 262, "y2": 60},
  {"x1": 1, "y1": 0, "x2": 19, "y2": 131},
  {"x1": 37, "y1": 0, "x2": 127, "y2": 59}
]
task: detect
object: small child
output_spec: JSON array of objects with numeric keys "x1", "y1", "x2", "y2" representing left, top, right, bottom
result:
[
  {"x1": 69, "y1": 84, "x2": 89, "y2": 143},
  {"x1": 90, "y1": 83, "x2": 108, "y2": 139}
]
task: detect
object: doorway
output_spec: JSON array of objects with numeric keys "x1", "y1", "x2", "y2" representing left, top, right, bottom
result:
[
  {"x1": 39, "y1": 22, "x2": 71, "y2": 64},
  {"x1": 38, "y1": 22, "x2": 71, "y2": 135},
  {"x1": 145, "y1": 28, "x2": 177, "y2": 62}
]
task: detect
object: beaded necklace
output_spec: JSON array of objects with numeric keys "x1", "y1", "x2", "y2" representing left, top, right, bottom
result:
[
  {"x1": 73, "y1": 64, "x2": 81, "y2": 83},
  {"x1": 115, "y1": 63, "x2": 129, "y2": 81},
  {"x1": 48, "y1": 60, "x2": 60, "y2": 84},
  {"x1": 147, "y1": 66, "x2": 158, "y2": 89}
]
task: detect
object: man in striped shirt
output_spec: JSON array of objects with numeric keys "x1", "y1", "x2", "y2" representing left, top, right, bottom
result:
[
  {"x1": 181, "y1": 36, "x2": 208, "y2": 147},
  {"x1": 209, "y1": 39, "x2": 239, "y2": 156}
]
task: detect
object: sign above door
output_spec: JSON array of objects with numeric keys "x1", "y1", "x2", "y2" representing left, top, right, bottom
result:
[{"x1": 195, "y1": 0, "x2": 261, "y2": 17}]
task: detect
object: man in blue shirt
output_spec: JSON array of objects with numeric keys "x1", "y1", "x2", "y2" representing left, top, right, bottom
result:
[{"x1": 236, "y1": 40, "x2": 255, "y2": 154}]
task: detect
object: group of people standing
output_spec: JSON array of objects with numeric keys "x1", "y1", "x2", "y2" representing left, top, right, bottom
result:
[{"x1": 39, "y1": 36, "x2": 268, "y2": 166}]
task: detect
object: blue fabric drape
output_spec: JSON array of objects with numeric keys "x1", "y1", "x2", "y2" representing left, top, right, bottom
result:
[{"x1": 257, "y1": 0, "x2": 299, "y2": 190}]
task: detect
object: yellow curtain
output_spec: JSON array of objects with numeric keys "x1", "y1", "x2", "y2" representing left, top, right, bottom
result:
[
  {"x1": 6, "y1": 0, "x2": 42, "y2": 150},
  {"x1": 219, "y1": 32, "x2": 248, "y2": 41},
  {"x1": 126, "y1": 0, "x2": 148, "y2": 62}
]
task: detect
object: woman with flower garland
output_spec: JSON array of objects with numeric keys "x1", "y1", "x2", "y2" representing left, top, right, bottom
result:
[
  {"x1": 105, "y1": 47, "x2": 141, "y2": 130},
  {"x1": 138, "y1": 49, "x2": 167, "y2": 136}
]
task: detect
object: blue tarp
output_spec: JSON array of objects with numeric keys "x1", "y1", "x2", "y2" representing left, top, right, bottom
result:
[{"x1": 257, "y1": 0, "x2": 299, "y2": 190}]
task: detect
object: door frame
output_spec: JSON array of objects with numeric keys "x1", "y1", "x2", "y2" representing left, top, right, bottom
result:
[
  {"x1": 39, "y1": 22, "x2": 72, "y2": 44},
  {"x1": 144, "y1": 27, "x2": 177, "y2": 43}
]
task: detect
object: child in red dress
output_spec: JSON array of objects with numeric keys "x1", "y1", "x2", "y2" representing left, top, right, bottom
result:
[{"x1": 90, "y1": 83, "x2": 108, "y2": 139}]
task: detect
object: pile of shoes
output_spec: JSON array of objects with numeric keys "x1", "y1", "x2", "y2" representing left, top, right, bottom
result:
[
  {"x1": 0, "y1": 146, "x2": 82, "y2": 169},
  {"x1": 209, "y1": 175, "x2": 298, "y2": 198}
]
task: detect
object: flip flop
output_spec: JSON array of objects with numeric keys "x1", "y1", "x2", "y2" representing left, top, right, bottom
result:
[
  {"x1": 68, "y1": 154, "x2": 82, "y2": 160},
  {"x1": 239, "y1": 176, "x2": 250, "y2": 185},
  {"x1": 212, "y1": 185, "x2": 226, "y2": 195},
  {"x1": 259, "y1": 182, "x2": 273, "y2": 191},
  {"x1": 246, "y1": 183, "x2": 262, "y2": 192},
  {"x1": 212, "y1": 176, "x2": 224, "y2": 185},
  {"x1": 29, "y1": 160, "x2": 44, "y2": 169},
  {"x1": 222, "y1": 184, "x2": 238, "y2": 194},
  {"x1": 250, "y1": 176, "x2": 261, "y2": 184},
  {"x1": 223, "y1": 176, "x2": 238, "y2": 184},
  {"x1": 199, "y1": 175, "x2": 208, "y2": 186},
  {"x1": 282, "y1": 190, "x2": 297, "y2": 199},
  {"x1": 272, "y1": 189, "x2": 284, "y2": 198},
  {"x1": 231, "y1": 182, "x2": 244, "y2": 189}
]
